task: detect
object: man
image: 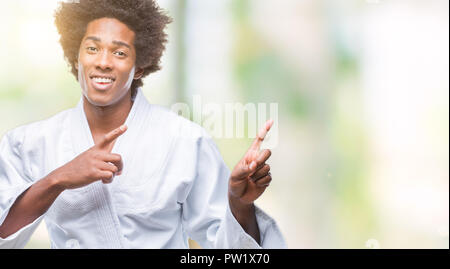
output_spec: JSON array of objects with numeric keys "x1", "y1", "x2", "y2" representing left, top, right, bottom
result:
[{"x1": 0, "y1": 0, "x2": 286, "y2": 248}]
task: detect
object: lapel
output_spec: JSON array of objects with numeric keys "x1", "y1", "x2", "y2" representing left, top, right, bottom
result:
[
  {"x1": 67, "y1": 88, "x2": 151, "y2": 248},
  {"x1": 70, "y1": 88, "x2": 147, "y2": 156}
]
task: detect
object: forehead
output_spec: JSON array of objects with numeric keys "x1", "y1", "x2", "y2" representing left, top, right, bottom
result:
[{"x1": 83, "y1": 17, "x2": 135, "y2": 46}]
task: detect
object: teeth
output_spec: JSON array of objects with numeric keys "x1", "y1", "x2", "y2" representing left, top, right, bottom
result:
[{"x1": 92, "y1": 77, "x2": 113, "y2": 83}]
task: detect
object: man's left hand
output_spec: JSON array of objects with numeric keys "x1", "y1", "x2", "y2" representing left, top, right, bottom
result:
[{"x1": 229, "y1": 119, "x2": 274, "y2": 205}]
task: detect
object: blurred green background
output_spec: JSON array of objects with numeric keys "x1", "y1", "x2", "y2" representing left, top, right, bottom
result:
[{"x1": 0, "y1": 0, "x2": 448, "y2": 249}]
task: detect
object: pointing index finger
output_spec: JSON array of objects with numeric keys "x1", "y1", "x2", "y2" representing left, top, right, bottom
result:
[
  {"x1": 97, "y1": 125, "x2": 127, "y2": 149},
  {"x1": 250, "y1": 119, "x2": 274, "y2": 151}
]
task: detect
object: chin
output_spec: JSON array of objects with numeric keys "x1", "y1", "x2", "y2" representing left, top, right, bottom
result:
[
  {"x1": 84, "y1": 89, "x2": 115, "y2": 107},
  {"x1": 84, "y1": 87, "x2": 129, "y2": 107}
]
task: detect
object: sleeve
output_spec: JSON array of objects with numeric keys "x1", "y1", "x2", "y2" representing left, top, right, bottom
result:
[
  {"x1": 181, "y1": 134, "x2": 287, "y2": 249},
  {"x1": 0, "y1": 130, "x2": 45, "y2": 249}
]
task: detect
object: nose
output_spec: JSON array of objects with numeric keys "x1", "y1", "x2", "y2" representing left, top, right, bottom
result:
[{"x1": 95, "y1": 50, "x2": 113, "y2": 71}]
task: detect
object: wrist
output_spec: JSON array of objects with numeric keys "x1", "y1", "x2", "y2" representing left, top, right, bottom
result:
[
  {"x1": 45, "y1": 169, "x2": 67, "y2": 193},
  {"x1": 228, "y1": 193, "x2": 254, "y2": 215},
  {"x1": 228, "y1": 193, "x2": 258, "y2": 233}
]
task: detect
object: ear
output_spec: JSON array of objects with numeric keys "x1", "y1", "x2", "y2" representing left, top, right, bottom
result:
[{"x1": 134, "y1": 67, "x2": 144, "y2": 80}]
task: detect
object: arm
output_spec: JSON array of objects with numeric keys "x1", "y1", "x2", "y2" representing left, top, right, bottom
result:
[
  {"x1": 0, "y1": 173, "x2": 64, "y2": 238},
  {"x1": 0, "y1": 125, "x2": 127, "y2": 240},
  {"x1": 182, "y1": 122, "x2": 284, "y2": 249},
  {"x1": 228, "y1": 195, "x2": 260, "y2": 244},
  {"x1": 228, "y1": 119, "x2": 274, "y2": 245}
]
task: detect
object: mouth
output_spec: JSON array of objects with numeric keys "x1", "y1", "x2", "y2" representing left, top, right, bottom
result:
[{"x1": 89, "y1": 75, "x2": 116, "y2": 91}]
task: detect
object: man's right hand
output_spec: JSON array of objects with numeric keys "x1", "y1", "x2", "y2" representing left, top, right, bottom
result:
[
  {"x1": 53, "y1": 125, "x2": 127, "y2": 190},
  {"x1": 0, "y1": 125, "x2": 128, "y2": 239}
]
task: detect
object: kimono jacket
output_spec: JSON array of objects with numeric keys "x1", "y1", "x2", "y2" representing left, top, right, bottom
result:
[{"x1": 0, "y1": 88, "x2": 286, "y2": 249}]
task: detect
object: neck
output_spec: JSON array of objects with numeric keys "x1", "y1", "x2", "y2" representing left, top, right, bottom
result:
[{"x1": 83, "y1": 90, "x2": 134, "y2": 136}]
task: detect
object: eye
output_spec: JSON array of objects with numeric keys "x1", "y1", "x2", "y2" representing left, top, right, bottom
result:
[
  {"x1": 86, "y1": 47, "x2": 98, "y2": 52},
  {"x1": 114, "y1": 51, "x2": 127, "y2": 57}
]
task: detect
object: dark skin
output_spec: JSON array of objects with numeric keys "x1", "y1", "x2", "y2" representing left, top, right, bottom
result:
[
  {"x1": 0, "y1": 18, "x2": 274, "y2": 246},
  {"x1": 76, "y1": 18, "x2": 144, "y2": 145}
]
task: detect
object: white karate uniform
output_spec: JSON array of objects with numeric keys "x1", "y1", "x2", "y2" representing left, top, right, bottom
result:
[{"x1": 0, "y1": 88, "x2": 286, "y2": 249}]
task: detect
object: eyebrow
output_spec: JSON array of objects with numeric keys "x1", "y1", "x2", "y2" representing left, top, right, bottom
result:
[{"x1": 84, "y1": 36, "x2": 131, "y2": 49}]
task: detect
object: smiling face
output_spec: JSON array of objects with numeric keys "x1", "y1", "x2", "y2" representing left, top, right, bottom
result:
[{"x1": 76, "y1": 17, "x2": 142, "y2": 107}]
